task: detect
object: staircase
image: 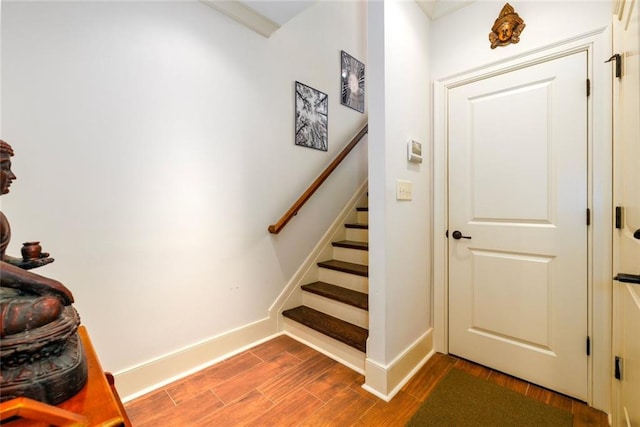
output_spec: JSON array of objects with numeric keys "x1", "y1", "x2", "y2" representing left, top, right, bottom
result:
[{"x1": 281, "y1": 199, "x2": 369, "y2": 372}]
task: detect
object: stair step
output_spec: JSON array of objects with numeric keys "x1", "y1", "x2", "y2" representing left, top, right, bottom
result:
[
  {"x1": 282, "y1": 306, "x2": 368, "y2": 353},
  {"x1": 318, "y1": 260, "x2": 368, "y2": 277},
  {"x1": 345, "y1": 223, "x2": 368, "y2": 229},
  {"x1": 332, "y1": 240, "x2": 368, "y2": 251},
  {"x1": 301, "y1": 281, "x2": 368, "y2": 310}
]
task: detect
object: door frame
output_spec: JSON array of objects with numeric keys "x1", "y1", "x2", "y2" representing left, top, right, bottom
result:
[
  {"x1": 611, "y1": 0, "x2": 640, "y2": 424},
  {"x1": 432, "y1": 28, "x2": 612, "y2": 411}
]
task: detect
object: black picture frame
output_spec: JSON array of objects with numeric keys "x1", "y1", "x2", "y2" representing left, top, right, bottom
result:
[
  {"x1": 295, "y1": 81, "x2": 328, "y2": 151},
  {"x1": 340, "y1": 50, "x2": 365, "y2": 113}
]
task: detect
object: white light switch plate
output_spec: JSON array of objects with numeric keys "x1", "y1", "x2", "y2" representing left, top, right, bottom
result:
[{"x1": 396, "y1": 180, "x2": 413, "y2": 200}]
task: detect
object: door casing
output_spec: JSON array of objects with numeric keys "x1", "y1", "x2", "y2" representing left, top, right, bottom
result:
[
  {"x1": 432, "y1": 28, "x2": 612, "y2": 411},
  {"x1": 611, "y1": 0, "x2": 640, "y2": 424}
]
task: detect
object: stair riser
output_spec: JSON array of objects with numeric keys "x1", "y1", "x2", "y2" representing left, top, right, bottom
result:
[
  {"x1": 346, "y1": 228, "x2": 368, "y2": 242},
  {"x1": 357, "y1": 211, "x2": 369, "y2": 224},
  {"x1": 318, "y1": 269, "x2": 368, "y2": 293},
  {"x1": 302, "y1": 292, "x2": 368, "y2": 328},
  {"x1": 282, "y1": 319, "x2": 366, "y2": 373},
  {"x1": 333, "y1": 246, "x2": 369, "y2": 266}
]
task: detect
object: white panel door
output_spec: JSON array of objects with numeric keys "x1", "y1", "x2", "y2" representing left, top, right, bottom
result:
[
  {"x1": 448, "y1": 51, "x2": 588, "y2": 400},
  {"x1": 612, "y1": 0, "x2": 640, "y2": 425}
]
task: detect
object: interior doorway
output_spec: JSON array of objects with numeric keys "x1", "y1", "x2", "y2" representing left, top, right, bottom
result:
[{"x1": 433, "y1": 31, "x2": 613, "y2": 410}]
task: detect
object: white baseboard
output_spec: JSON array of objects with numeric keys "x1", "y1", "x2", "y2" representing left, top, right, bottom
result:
[
  {"x1": 114, "y1": 316, "x2": 277, "y2": 402},
  {"x1": 363, "y1": 328, "x2": 434, "y2": 402}
]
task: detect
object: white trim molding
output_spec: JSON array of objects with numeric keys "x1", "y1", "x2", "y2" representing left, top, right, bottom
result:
[
  {"x1": 115, "y1": 317, "x2": 277, "y2": 402},
  {"x1": 199, "y1": 0, "x2": 279, "y2": 38},
  {"x1": 363, "y1": 328, "x2": 434, "y2": 401}
]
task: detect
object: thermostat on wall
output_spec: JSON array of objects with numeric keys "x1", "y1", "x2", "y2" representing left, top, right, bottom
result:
[{"x1": 408, "y1": 139, "x2": 423, "y2": 163}]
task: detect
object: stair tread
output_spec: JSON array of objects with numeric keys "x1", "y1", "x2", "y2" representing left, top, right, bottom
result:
[
  {"x1": 302, "y1": 281, "x2": 368, "y2": 310},
  {"x1": 345, "y1": 223, "x2": 368, "y2": 229},
  {"x1": 282, "y1": 306, "x2": 368, "y2": 352},
  {"x1": 318, "y1": 260, "x2": 368, "y2": 277},
  {"x1": 332, "y1": 240, "x2": 369, "y2": 251}
]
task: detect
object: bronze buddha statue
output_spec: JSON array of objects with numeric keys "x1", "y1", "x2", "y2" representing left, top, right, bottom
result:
[{"x1": 0, "y1": 139, "x2": 87, "y2": 405}]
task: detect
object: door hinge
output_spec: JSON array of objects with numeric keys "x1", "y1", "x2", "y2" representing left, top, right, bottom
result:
[
  {"x1": 586, "y1": 208, "x2": 591, "y2": 226},
  {"x1": 586, "y1": 336, "x2": 591, "y2": 356},
  {"x1": 586, "y1": 79, "x2": 591, "y2": 96},
  {"x1": 605, "y1": 54, "x2": 622, "y2": 79},
  {"x1": 615, "y1": 356, "x2": 623, "y2": 380},
  {"x1": 615, "y1": 206, "x2": 624, "y2": 229}
]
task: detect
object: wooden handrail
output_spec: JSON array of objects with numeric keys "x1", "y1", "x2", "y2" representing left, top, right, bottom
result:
[{"x1": 268, "y1": 124, "x2": 368, "y2": 234}]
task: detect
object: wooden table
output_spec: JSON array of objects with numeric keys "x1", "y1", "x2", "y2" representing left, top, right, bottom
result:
[{"x1": 1, "y1": 326, "x2": 132, "y2": 426}]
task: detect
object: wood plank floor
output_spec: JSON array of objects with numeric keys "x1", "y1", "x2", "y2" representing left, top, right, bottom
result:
[{"x1": 124, "y1": 335, "x2": 608, "y2": 426}]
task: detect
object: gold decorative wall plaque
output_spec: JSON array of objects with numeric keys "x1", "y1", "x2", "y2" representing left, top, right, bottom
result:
[{"x1": 489, "y1": 3, "x2": 525, "y2": 49}]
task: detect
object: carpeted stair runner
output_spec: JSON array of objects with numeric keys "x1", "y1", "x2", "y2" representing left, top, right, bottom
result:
[{"x1": 282, "y1": 306, "x2": 367, "y2": 352}]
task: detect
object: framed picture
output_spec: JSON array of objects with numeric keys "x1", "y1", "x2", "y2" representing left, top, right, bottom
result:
[
  {"x1": 340, "y1": 50, "x2": 365, "y2": 113},
  {"x1": 408, "y1": 139, "x2": 423, "y2": 163},
  {"x1": 295, "y1": 81, "x2": 328, "y2": 151}
]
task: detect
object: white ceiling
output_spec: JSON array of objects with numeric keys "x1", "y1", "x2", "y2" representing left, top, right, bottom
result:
[
  {"x1": 416, "y1": 0, "x2": 476, "y2": 20},
  {"x1": 201, "y1": 0, "x2": 475, "y2": 38}
]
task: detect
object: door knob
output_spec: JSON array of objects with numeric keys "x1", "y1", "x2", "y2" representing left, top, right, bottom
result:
[
  {"x1": 634, "y1": 229, "x2": 640, "y2": 240},
  {"x1": 452, "y1": 230, "x2": 472, "y2": 240}
]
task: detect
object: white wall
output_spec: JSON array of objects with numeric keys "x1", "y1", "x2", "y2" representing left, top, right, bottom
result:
[
  {"x1": 1, "y1": 0, "x2": 367, "y2": 376},
  {"x1": 367, "y1": 0, "x2": 432, "y2": 389},
  {"x1": 430, "y1": 1, "x2": 611, "y2": 79}
]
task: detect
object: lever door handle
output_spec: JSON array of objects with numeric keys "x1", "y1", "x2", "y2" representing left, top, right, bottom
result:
[
  {"x1": 452, "y1": 230, "x2": 472, "y2": 240},
  {"x1": 614, "y1": 274, "x2": 640, "y2": 285}
]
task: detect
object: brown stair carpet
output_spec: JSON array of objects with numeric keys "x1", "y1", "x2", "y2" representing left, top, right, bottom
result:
[
  {"x1": 317, "y1": 260, "x2": 368, "y2": 277},
  {"x1": 344, "y1": 223, "x2": 368, "y2": 229},
  {"x1": 332, "y1": 240, "x2": 369, "y2": 251},
  {"x1": 282, "y1": 306, "x2": 368, "y2": 352},
  {"x1": 301, "y1": 281, "x2": 368, "y2": 310}
]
